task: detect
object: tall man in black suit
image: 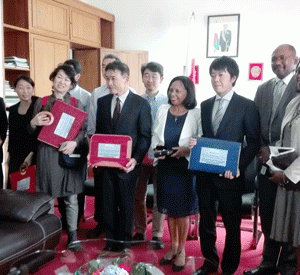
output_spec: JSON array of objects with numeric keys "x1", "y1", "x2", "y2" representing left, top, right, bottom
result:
[
  {"x1": 0, "y1": 97, "x2": 8, "y2": 188},
  {"x1": 192, "y1": 56, "x2": 260, "y2": 275},
  {"x1": 94, "y1": 61, "x2": 151, "y2": 251},
  {"x1": 244, "y1": 45, "x2": 298, "y2": 275}
]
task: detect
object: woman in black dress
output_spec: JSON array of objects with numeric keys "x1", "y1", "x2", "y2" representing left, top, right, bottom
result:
[{"x1": 8, "y1": 76, "x2": 38, "y2": 187}]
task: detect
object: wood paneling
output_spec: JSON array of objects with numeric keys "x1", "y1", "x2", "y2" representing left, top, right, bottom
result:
[
  {"x1": 30, "y1": 34, "x2": 69, "y2": 97},
  {"x1": 30, "y1": 0, "x2": 69, "y2": 40},
  {"x1": 70, "y1": 8, "x2": 100, "y2": 48}
]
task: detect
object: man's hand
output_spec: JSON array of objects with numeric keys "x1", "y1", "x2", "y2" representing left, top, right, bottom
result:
[
  {"x1": 59, "y1": 141, "x2": 77, "y2": 155},
  {"x1": 123, "y1": 158, "x2": 137, "y2": 173},
  {"x1": 258, "y1": 146, "x2": 270, "y2": 164},
  {"x1": 269, "y1": 170, "x2": 286, "y2": 185},
  {"x1": 220, "y1": 169, "x2": 240, "y2": 180}
]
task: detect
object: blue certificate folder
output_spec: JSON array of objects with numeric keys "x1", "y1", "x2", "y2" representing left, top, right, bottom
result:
[{"x1": 189, "y1": 137, "x2": 241, "y2": 176}]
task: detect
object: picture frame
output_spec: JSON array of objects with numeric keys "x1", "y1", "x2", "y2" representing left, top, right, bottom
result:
[
  {"x1": 206, "y1": 14, "x2": 240, "y2": 58},
  {"x1": 249, "y1": 63, "x2": 264, "y2": 81}
]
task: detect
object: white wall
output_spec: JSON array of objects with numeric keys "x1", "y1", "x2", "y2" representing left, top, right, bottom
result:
[{"x1": 83, "y1": 1, "x2": 299, "y2": 103}]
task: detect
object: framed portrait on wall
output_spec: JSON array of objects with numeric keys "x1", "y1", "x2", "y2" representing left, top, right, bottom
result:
[{"x1": 206, "y1": 14, "x2": 240, "y2": 58}]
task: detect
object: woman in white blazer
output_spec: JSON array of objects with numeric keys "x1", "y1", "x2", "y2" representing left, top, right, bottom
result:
[
  {"x1": 270, "y1": 66, "x2": 300, "y2": 268},
  {"x1": 152, "y1": 76, "x2": 201, "y2": 272}
]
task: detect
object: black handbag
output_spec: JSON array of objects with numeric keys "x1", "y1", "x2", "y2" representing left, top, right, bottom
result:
[{"x1": 58, "y1": 138, "x2": 89, "y2": 170}]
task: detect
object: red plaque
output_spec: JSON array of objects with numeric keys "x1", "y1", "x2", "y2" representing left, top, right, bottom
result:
[
  {"x1": 10, "y1": 165, "x2": 36, "y2": 193},
  {"x1": 89, "y1": 134, "x2": 132, "y2": 169},
  {"x1": 38, "y1": 100, "x2": 87, "y2": 148}
]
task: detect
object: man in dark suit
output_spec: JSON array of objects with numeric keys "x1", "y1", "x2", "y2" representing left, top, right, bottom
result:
[
  {"x1": 244, "y1": 45, "x2": 298, "y2": 275},
  {"x1": 94, "y1": 61, "x2": 151, "y2": 251},
  {"x1": 0, "y1": 97, "x2": 8, "y2": 189},
  {"x1": 192, "y1": 56, "x2": 260, "y2": 275}
]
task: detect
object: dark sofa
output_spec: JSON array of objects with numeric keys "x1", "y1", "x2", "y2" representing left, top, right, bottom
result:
[{"x1": 0, "y1": 189, "x2": 61, "y2": 275}]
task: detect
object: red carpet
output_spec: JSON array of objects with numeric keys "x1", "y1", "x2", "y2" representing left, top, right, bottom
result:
[{"x1": 33, "y1": 197, "x2": 263, "y2": 275}]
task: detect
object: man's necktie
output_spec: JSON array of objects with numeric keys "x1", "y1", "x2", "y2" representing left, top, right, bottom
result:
[
  {"x1": 112, "y1": 97, "x2": 120, "y2": 132},
  {"x1": 272, "y1": 80, "x2": 285, "y2": 118},
  {"x1": 212, "y1": 98, "x2": 224, "y2": 135}
]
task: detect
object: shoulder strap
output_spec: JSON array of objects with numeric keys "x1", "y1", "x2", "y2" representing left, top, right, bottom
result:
[
  {"x1": 41, "y1": 96, "x2": 49, "y2": 107},
  {"x1": 70, "y1": 97, "x2": 77, "y2": 107},
  {"x1": 41, "y1": 96, "x2": 77, "y2": 107}
]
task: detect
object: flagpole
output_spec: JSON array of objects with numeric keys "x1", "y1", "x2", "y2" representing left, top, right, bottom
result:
[{"x1": 185, "y1": 12, "x2": 196, "y2": 84}]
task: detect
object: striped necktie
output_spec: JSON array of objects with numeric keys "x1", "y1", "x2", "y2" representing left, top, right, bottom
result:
[{"x1": 212, "y1": 98, "x2": 224, "y2": 135}]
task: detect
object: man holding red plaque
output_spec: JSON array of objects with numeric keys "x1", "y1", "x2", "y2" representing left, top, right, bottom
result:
[{"x1": 93, "y1": 61, "x2": 151, "y2": 251}]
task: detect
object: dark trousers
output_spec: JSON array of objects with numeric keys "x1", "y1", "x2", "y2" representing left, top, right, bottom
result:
[
  {"x1": 100, "y1": 168, "x2": 137, "y2": 242},
  {"x1": 0, "y1": 165, "x2": 3, "y2": 189},
  {"x1": 258, "y1": 173, "x2": 297, "y2": 274},
  {"x1": 196, "y1": 173, "x2": 242, "y2": 274},
  {"x1": 93, "y1": 168, "x2": 103, "y2": 226}
]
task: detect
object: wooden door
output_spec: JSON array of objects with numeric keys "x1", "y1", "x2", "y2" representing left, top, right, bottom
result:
[
  {"x1": 30, "y1": 0, "x2": 69, "y2": 40},
  {"x1": 70, "y1": 8, "x2": 100, "y2": 48},
  {"x1": 30, "y1": 34, "x2": 69, "y2": 97},
  {"x1": 73, "y1": 50, "x2": 99, "y2": 93}
]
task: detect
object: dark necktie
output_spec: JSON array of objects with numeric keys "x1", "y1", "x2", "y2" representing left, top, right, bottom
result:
[{"x1": 112, "y1": 97, "x2": 120, "y2": 132}]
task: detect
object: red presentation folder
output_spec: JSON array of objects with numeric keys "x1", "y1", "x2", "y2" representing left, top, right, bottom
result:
[
  {"x1": 38, "y1": 100, "x2": 87, "y2": 148},
  {"x1": 10, "y1": 165, "x2": 36, "y2": 193},
  {"x1": 89, "y1": 134, "x2": 132, "y2": 169}
]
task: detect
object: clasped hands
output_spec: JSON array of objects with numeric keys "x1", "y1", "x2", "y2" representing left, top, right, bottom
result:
[
  {"x1": 189, "y1": 138, "x2": 240, "y2": 180},
  {"x1": 88, "y1": 155, "x2": 137, "y2": 174}
]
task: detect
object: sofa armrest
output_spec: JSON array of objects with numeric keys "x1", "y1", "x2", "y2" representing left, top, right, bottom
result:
[{"x1": 0, "y1": 189, "x2": 52, "y2": 222}]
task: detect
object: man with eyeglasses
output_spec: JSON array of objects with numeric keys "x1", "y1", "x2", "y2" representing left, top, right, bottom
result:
[{"x1": 244, "y1": 44, "x2": 298, "y2": 275}]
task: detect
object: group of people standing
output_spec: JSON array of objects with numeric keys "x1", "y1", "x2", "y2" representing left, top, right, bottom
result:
[{"x1": 2, "y1": 42, "x2": 300, "y2": 275}]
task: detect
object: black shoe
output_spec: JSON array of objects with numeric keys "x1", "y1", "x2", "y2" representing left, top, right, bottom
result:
[
  {"x1": 192, "y1": 263, "x2": 218, "y2": 275},
  {"x1": 151, "y1": 236, "x2": 165, "y2": 250},
  {"x1": 87, "y1": 224, "x2": 104, "y2": 239},
  {"x1": 172, "y1": 252, "x2": 186, "y2": 272},
  {"x1": 243, "y1": 266, "x2": 279, "y2": 275},
  {"x1": 67, "y1": 230, "x2": 82, "y2": 252},
  {"x1": 160, "y1": 255, "x2": 176, "y2": 266},
  {"x1": 132, "y1": 233, "x2": 146, "y2": 242}
]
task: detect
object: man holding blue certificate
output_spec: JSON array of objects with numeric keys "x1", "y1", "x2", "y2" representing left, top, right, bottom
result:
[
  {"x1": 93, "y1": 61, "x2": 151, "y2": 251},
  {"x1": 191, "y1": 56, "x2": 260, "y2": 275}
]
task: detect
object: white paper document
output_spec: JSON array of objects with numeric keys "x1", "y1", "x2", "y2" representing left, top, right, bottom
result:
[
  {"x1": 17, "y1": 177, "x2": 30, "y2": 191},
  {"x1": 98, "y1": 143, "x2": 121, "y2": 159},
  {"x1": 199, "y1": 147, "x2": 228, "y2": 167},
  {"x1": 54, "y1": 113, "x2": 75, "y2": 139}
]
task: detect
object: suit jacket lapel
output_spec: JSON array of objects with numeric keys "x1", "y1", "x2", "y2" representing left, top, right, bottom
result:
[
  {"x1": 274, "y1": 75, "x2": 297, "y2": 120},
  {"x1": 265, "y1": 80, "x2": 276, "y2": 123},
  {"x1": 114, "y1": 91, "x2": 134, "y2": 132},
  {"x1": 104, "y1": 95, "x2": 113, "y2": 133},
  {"x1": 202, "y1": 97, "x2": 214, "y2": 137},
  {"x1": 216, "y1": 92, "x2": 237, "y2": 136}
]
